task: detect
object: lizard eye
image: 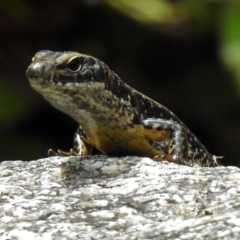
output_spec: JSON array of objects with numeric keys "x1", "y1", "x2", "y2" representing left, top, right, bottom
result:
[{"x1": 67, "y1": 57, "x2": 82, "y2": 72}]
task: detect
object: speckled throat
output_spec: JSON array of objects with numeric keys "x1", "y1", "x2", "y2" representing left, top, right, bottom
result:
[{"x1": 27, "y1": 50, "x2": 221, "y2": 167}]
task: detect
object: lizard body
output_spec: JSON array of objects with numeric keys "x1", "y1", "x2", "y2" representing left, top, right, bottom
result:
[{"x1": 26, "y1": 50, "x2": 220, "y2": 167}]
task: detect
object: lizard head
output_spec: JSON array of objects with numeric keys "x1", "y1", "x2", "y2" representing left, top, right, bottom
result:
[
  {"x1": 26, "y1": 50, "x2": 109, "y2": 88},
  {"x1": 26, "y1": 50, "x2": 113, "y2": 112}
]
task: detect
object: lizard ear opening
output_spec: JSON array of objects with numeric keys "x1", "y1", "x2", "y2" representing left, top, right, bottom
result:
[{"x1": 67, "y1": 57, "x2": 82, "y2": 72}]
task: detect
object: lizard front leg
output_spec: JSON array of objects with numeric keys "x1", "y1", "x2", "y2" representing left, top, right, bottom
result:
[
  {"x1": 142, "y1": 118, "x2": 190, "y2": 166},
  {"x1": 48, "y1": 126, "x2": 93, "y2": 157}
]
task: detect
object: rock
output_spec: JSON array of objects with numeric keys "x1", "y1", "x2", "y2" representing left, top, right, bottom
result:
[{"x1": 0, "y1": 156, "x2": 240, "y2": 239}]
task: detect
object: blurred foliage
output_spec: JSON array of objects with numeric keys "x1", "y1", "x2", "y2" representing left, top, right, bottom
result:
[
  {"x1": 0, "y1": 76, "x2": 30, "y2": 126},
  {"x1": 219, "y1": 1, "x2": 240, "y2": 94},
  {"x1": 0, "y1": 0, "x2": 240, "y2": 166},
  {"x1": 105, "y1": 0, "x2": 210, "y2": 34},
  {"x1": 0, "y1": 0, "x2": 31, "y2": 22},
  {"x1": 106, "y1": 0, "x2": 188, "y2": 24}
]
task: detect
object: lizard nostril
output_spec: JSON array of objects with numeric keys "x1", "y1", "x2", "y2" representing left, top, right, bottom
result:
[{"x1": 26, "y1": 62, "x2": 52, "y2": 78}]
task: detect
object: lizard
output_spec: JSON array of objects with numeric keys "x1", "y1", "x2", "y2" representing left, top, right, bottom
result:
[{"x1": 26, "y1": 50, "x2": 221, "y2": 167}]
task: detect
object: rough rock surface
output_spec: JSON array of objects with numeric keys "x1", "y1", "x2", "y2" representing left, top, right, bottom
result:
[{"x1": 1, "y1": 156, "x2": 240, "y2": 240}]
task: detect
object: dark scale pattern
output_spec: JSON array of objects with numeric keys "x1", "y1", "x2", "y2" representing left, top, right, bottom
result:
[{"x1": 26, "y1": 50, "x2": 221, "y2": 167}]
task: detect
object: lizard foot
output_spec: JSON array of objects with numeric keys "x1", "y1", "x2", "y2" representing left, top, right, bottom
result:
[
  {"x1": 154, "y1": 154, "x2": 191, "y2": 167},
  {"x1": 48, "y1": 148, "x2": 79, "y2": 157}
]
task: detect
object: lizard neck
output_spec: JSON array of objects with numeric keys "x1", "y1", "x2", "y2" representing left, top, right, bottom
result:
[{"x1": 31, "y1": 72, "x2": 137, "y2": 127}]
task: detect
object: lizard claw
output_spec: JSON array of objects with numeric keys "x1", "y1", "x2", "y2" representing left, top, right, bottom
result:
[
  {"x1": 48, "y1": 148, "x2": 58, "y2": 156},
  {"x1": 154, "y1": 154, "x2": 191, "y2": 166},
  {"x1": 48, "y1": 148, "x2": 79, "y2": 157},
  {"x1": 211, "y1": 155, "x2": 224, "y2": 167},
  {"x1": 153, "y1": 154, "x2": 165, "y2": 162}
]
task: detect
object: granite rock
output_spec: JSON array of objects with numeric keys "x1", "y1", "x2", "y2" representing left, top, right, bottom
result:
[{"x1": 1, "y1": 156, "x2": 240, "y2": 240}]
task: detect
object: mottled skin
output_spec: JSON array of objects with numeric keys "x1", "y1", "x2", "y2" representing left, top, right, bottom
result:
[{"x1": 26, "y1": 50, "x2": 220, "y2": 167}]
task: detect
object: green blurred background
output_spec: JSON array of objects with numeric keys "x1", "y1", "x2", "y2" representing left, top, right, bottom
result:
[{"x1": 1, "y1": 0, "x2": 240, "y2": 166}]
